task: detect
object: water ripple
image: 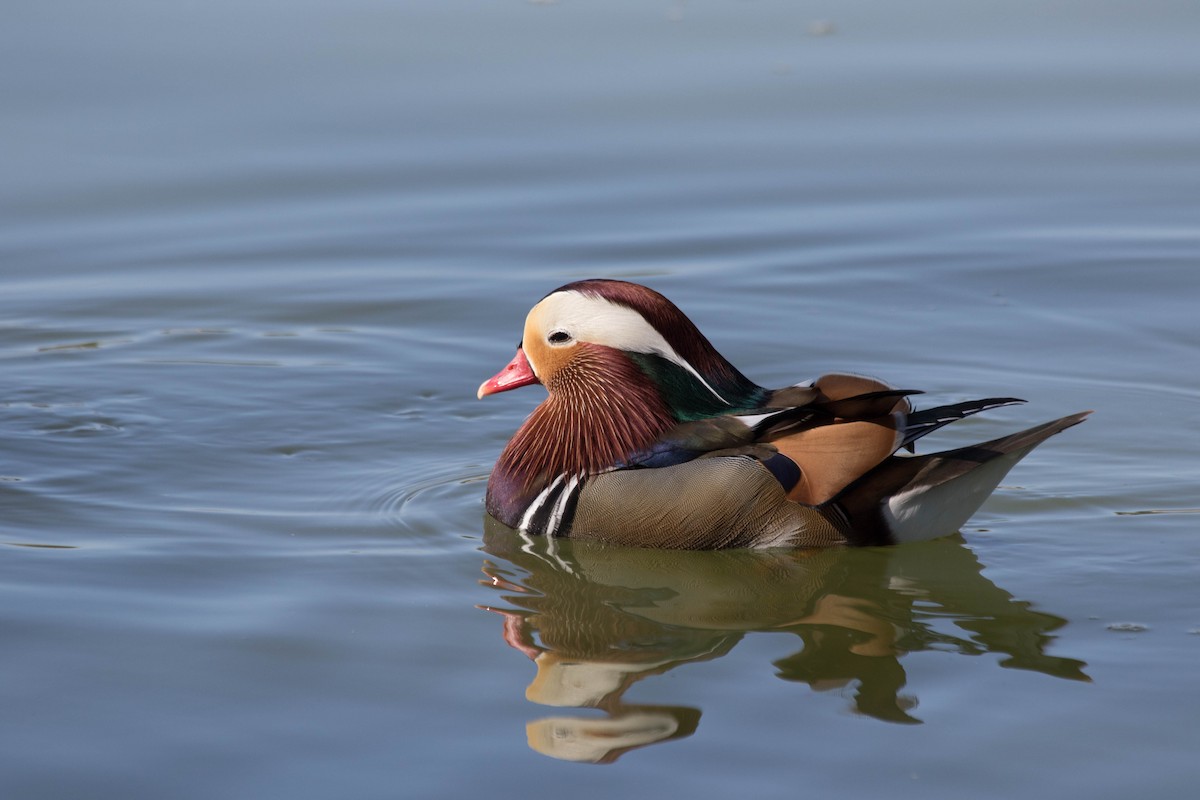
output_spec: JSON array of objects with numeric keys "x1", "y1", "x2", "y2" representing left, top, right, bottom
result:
[{"x1": 353, "y1": 462, "x2": 488, "y2": 537}]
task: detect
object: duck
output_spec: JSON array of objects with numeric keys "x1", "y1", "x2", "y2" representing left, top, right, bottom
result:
[{"x1": 477, "y1": 278, "x2": 1088, "y2": 549}]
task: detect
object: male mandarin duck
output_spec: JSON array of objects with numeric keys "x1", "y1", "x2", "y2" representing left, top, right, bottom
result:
[{"x1": 478, "y1": 279, "x2": 1088, "y2": 549}]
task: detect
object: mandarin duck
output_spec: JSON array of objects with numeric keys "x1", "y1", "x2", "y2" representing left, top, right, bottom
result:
[{"x1": 478, "y1": 279, "x2": 1088, "y2": 549}]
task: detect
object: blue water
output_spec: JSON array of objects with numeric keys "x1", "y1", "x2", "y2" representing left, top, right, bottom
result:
[{"x1": 3, "y1": 1, "x2": 1200, "y2": 798}]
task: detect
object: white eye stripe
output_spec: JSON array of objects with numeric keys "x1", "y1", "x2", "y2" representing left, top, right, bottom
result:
[{"x1": 529, "y1": 291, "x2": 729, "y2": 404}]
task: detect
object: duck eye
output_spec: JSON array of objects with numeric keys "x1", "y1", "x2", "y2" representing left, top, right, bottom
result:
[{"x1": 547, "y1": 330, "x2": 572, "y2": 345}]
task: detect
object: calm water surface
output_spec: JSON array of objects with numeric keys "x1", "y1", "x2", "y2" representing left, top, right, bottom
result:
[{"x1": 3, "y1": 2, "x2": 1200, "y2": 798}]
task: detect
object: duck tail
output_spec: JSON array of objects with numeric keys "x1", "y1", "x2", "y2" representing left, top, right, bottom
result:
[
  {"x1": 822, "y1": 411, "x2": 1091, "y2": 545},
  {"x1": 900, "y1": 397, "x2": 1027, "y2": 451}
]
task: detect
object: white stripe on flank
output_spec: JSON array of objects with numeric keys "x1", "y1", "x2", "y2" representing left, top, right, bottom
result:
[
  {"x1": 545, "y1": 474, "x2": 580, "y2": 536},
  {"x1": 518, "y1": 473, "x2": 565, "y2": 532},
  {"x1": 732, "y1": 412, "x2": 777, "y2": 428}
]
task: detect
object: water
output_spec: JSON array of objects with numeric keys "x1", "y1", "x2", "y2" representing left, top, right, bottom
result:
[{"x1": 3, "y1": 1, "x2": 1199, "y2": 797}]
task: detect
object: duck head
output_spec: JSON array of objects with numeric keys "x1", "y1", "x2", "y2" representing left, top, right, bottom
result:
[
  {"x1": 478, "y1": 279, "x2": 765, "y2": 418},
  {"x1": 477, "y1": 279, "x2": 767, "y2": 525}
]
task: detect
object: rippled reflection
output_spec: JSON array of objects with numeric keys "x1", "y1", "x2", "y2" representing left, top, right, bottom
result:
[{"x1": 479, "y1": 519, "x2": 1088, "y2": 763}]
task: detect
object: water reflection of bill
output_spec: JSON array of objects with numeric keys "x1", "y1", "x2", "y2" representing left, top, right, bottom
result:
[{"x1": 479, "y1": 519, "x2": 1088, "y2": 763}]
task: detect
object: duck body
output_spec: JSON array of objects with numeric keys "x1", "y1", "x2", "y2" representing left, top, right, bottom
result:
[{"x1": 479, "y1": 279, "x2": 1088, "y2": 549}]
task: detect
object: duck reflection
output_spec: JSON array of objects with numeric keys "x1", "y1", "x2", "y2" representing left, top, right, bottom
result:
[{"x1": 479, "y1": 518, "x2": 1088, "y2": 763}]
